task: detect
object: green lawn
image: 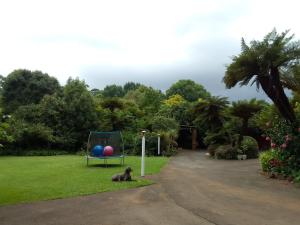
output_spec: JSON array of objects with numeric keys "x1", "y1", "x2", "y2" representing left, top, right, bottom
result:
[{"x1": 0, "y1": 155, "x2": 169, "y2": 206}]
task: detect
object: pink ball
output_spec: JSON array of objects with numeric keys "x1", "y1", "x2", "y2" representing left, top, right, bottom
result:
[{"x1": 103, "y1": 146, "x2": 114, "y2": 156}]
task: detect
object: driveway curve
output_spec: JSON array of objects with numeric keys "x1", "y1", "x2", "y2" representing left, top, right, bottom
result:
[{"x1": 1, "y1": 150, "x2": 300, "y2": 225}]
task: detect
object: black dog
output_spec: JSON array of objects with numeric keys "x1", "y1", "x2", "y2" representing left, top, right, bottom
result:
[{"x1": 112, "y1": 167, "x2": 132, "y2": 182}]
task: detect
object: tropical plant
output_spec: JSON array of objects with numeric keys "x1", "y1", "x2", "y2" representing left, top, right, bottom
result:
[
  {"x1": 230, "y1": 99, "x2": 264, "y2": 146},
  {"x1": 240, "y1": 136, "x2": 259, "y2": 158},
  {"x1": 193, "y1": 96, "x2": 229, "y2": 131},
  {"x1": 224, "y1": 29, "x2": 300, "y2": 123},
  {"x1": 251, "y1": 104, "x2": 279, "y2": 129},
  {"x1": 230, "y1": 99, "x2": 264, "y2": 134},
  {"x1": 281, "y1": 64, "x2": 300, "y2": 94}
]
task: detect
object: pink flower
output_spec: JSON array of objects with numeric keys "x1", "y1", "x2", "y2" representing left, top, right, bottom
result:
[
  {"x1": 271, "y1": 143, "x2": 276, "y2": 148},
  {"x1": 280, "y1": 143, "x2": 287, "y2": 149},
  {"x1": 265, "y1": 137, "x2": 271, "y2": 141}
]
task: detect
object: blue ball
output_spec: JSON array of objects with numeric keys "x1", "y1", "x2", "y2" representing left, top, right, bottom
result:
[{"x1": 92, "y1": 145, "x2": 104, "y2": 157}]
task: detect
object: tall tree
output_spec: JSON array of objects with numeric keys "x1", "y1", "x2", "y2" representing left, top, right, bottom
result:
[
  {"x1": 102, "y1": 84, "x2": 124, "y2": 98},
  {"x1": 223, "y1": 29, "x2": 300, "y2": 123},
  {"x1": 125, "y1": 86, "x2": 165, "y2": 114},
  {"x1": 193, "y1": 96, "x2": 229, "y2": 131},
  {"x1": 230, "y1": 99, "x2": 264, "y2": 134},
  {"x1": 230, "y1": 99, "x2": 264, "y2": 145},
  {"x1": 123, "y1": 82, "x2": 141, "y2": 94},
  {"x1": 2, "y1": 69, "x2": 60, "y2": 113},
  {"x1": 159, "y1": 94, "x2": 193, "y2": 126},
  {"x1": 166, "y1": 79, "x2": 210, "y2": 102},
  {"x1": 38, "y1": 78, "x2": 99, "y2": 149}
]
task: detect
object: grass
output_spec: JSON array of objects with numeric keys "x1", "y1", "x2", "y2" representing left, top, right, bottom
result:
[{"x1": 0, "y1": 155, "x2": 169, "y2": 206}]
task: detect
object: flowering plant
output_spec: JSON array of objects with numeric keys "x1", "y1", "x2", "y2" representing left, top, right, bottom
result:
[{"x1": 262, "y1": 118, "x2": 300, "y2": 177}]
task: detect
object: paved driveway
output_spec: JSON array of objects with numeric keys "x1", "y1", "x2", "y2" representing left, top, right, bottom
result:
[{"x1": 1, "y1": 150, "x2": 300, "y2": 225}]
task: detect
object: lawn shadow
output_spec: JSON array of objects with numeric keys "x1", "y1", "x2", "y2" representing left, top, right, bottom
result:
[
  {"x1": 88, "y1": 163, "x2": 125, "y2": 168},
  {"x1": 111, "y1": 179, "x2": 138, "y2": 183}
]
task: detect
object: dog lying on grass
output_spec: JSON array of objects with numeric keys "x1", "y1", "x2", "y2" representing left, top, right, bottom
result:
[{"x1": 112, "y1": 167, "x2": 132, "y2": 181}]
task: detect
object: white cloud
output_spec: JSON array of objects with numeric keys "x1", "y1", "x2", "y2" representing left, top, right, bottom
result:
[{"x1": 0, "y1": 0, "x2": 299, "y2": 99}]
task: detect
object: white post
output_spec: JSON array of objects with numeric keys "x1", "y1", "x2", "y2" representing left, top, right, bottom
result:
[
  {"x1": 158, "y1": 134, "x2": 161, "y2": 155},
  {"x1": 141, "y1": 130, "x2": 146, "y2": 177}
]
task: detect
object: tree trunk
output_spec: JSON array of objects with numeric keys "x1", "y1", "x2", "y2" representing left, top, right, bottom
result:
[
  {"x1": 242, "y1": 118, "x2": 248, "y2": 135},
  {"x1": 237, "y1": 118, "x2": 248, "y2": 147},
  {"x1": 258, "y1": 74, "x2": 296, "y2": 124},
  {"x1": 270, "y1": 67, "x2": 296, "y2": 123}
]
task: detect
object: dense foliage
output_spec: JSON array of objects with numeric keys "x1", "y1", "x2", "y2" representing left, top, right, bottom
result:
[
  {"x1": 0, "y1": 72, "x2": 188, "y2": 156},
  {"x1": 224, "y1": 29, "x2": 300, "y2": 123},
  {"x1": 240, "y1": 136, "x2": 259, "y2": 159},
  {"x1": 259, "y1": 119, "x2": 300, "y2": 179},
  {"x1": 0, "y1": 28, "x2": 300, "y2": 184},
  {"x1": 2, "y1": 69, "x2": 60, "y2": 113},
  {"x1": 220, "y1": 29, "x2": 300, "y2": 183},
  {"x1": 166, "y1": 79, "x2": 210, "y2": 102}
]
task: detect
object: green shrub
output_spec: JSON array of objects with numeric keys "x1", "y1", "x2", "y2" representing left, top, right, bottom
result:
[
  {"x1": 215, "y1": 145, "x2": 237, "y2": 160},
  {"x1": 261, "y1": 117, "x2": 300, "y2": 177},
  {"x1": 151, "y1": 116, "x2": 179, "y2": 133},
  {"x1": 0, "y1": 149, "x2": 68, "y2": 156},
  {"x1": 204, "y1": 130, "x2": 229, "y2": 146},
  {"x1": 259, "y1": 150, "x2": 274, "y2": 172},
  {"x1": 258, "y1": 149, "x2": 283, "y2": 172},
  {"x1": 292, "y1": 170, "x2": 300, "y2": 183},
  {"x1": 241, "y1": 136, "x2": 259, "y2": 159},
  {"x1": 160, "y1": 132, "x2": 178, "y2": 156},
  {"x1": 207, "y1": 144, "x2": 219, "y2": 157},
  {"x1": 24, "y1": 150, "x2": 69, "y2": 156}
]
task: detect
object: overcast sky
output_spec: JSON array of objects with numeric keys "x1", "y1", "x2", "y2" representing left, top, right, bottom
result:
[{"x1": 1, "y1": 0, "x2": 299, "y2": 100}]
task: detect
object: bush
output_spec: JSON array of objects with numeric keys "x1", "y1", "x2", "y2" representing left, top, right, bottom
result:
[
  {"x1": 259, "y1": 149, "x2": 285, "y2": 174},
  {"x1": 261, "y1": 118, "x2": 300, "y2": 178},
  {"x1": 24, "y1": 150, "x2": 69, "y2": 156},
  {"x1": 207, "y1": 144, "x2": 219, "y2": 157},
  {"x1": 259, "y1": 150, "x2": 275, "y2": 172},
  {"x1": 292, "y1": 170, "x2": 300, "y2": 183},
  {"x1": 241, "y1": 136, "x2": 259, "y2": 159},
  {"x1": 160, "y1": 132, "x2": 178, "y2": 156},
  {"x1": 215, "y1": 145, "x2": 237, "y2": 160},
  {"x1": 203, "y1": 130, "x2": 229, "y2": 146},
  {"x1": 0, "y1": 148, "x2": 68, "y2": 156},
  {"x1": 7, "y1": 119, "x2": 55, "y2": 151},
  {"x1": 151, "y1": 116, "x2": 179, "y2": 133}
]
